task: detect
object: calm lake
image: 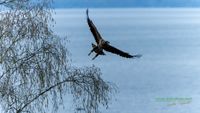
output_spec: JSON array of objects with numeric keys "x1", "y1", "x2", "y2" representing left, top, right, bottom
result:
[{"x1": 53, "y1": 8, "x2": 200, "y2": 113}]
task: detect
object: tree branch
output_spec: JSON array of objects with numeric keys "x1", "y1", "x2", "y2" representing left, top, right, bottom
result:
[{"x1": 16, "y1": 78, "x2": 73, "y2": 113}]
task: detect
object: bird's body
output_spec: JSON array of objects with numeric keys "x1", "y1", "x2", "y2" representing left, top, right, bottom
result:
[
  {"x1": 92, "y1": 43, "x2": 105, "y2": 55},
  {"x1": 86, "y1": 9, "x2": 142, "y2": 60}
]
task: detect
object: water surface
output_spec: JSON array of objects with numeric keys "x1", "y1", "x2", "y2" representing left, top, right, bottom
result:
[{"x1": 54, "y1": 8, "x2": 200, "y2": 113}]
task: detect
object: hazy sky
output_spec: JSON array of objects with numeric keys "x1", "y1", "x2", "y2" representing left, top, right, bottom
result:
[{"x1": 53, "y1": 0, "x2": 200, "y2": 8}]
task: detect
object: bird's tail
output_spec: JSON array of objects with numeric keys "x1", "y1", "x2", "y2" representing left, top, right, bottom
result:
[
  {"x1": 133, "y1": 54, "x2": 142, "y2": 58},
  {"x1": 92, "y1": 43, "x2": 96, "y2": 48}
]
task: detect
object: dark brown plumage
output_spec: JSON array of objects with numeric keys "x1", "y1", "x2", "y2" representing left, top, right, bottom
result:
[{"x1": 87, "y1": 9, "x2": 142, "y2": 60}]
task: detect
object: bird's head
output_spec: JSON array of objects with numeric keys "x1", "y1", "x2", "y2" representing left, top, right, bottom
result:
[{"x1": 105, "y1": 41, "x2": 110, "y2": 44}]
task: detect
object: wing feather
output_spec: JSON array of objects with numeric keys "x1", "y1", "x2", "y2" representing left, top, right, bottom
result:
[
  {"x1": 103, "y1": 44, "x2": 141, "y2": 58},
  {"x1": 86, "y1": 9, "x2": 102, "y2": 44}
]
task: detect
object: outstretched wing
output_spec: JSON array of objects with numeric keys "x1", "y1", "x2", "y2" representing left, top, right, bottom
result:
[
  {"x1": 86, "y1": 9, "x2": 102, "y2": 44},
  {"x1": 103, "y1": 44, "x2": 142, "y2": 58}
]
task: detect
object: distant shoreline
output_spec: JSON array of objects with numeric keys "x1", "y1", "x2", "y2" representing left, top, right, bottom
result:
[{"x1": 53, "y1": 8, "x2": 200, "y2": 11}]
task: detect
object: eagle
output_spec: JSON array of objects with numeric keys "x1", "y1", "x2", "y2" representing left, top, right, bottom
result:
[{"x1": 86, "y1": 9, "x2": 142, "y2": 60}]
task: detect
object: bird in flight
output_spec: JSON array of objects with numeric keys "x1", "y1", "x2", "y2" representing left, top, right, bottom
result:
[{"x1": 86, "y1": 9, "x2": 142, "y2": 60}]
